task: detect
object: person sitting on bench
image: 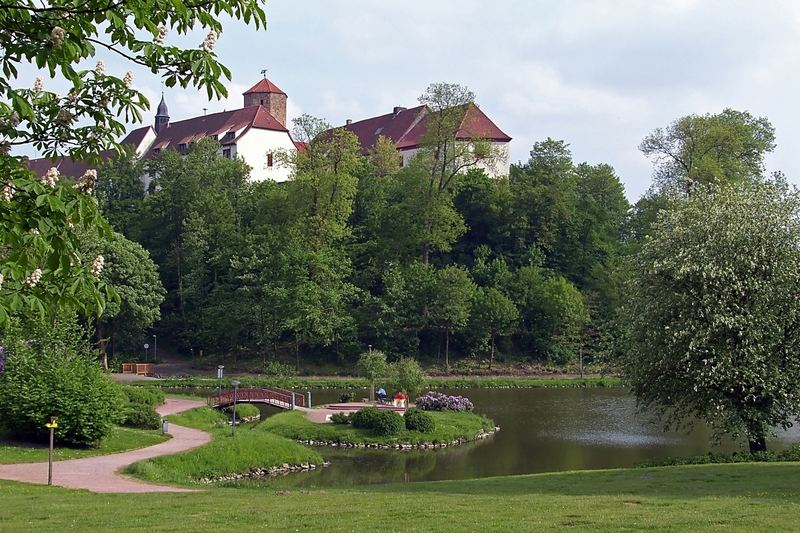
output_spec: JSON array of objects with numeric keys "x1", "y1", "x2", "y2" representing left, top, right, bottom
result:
[{"x1": 377, "y1": 388, "x2": 387, "y2": 404}]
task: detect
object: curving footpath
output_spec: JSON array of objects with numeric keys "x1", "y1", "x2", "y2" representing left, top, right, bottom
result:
[{"x1": 0, "y1": 399, "x2": 211, "y2": 493}]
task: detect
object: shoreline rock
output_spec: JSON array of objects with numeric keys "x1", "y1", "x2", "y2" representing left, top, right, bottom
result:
[
  {"x1": 199, "y1": 461, "x2": 330, "y2": 484},
  {"x1": 295, "y1": 426, "x2": 500, "y2": 450}
]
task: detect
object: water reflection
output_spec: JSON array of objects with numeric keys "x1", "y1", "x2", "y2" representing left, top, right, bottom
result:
[{"x1": 233, "y1": 387, "x2": 800, "y2": 488}]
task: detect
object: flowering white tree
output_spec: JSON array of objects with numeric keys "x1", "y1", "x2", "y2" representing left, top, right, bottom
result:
[
  {"x1": 0, "y1": 0, "x2": 267, "y2": 327},
  {"x1": 622, "y1": 180, "x2": 800, "y2": 452}
]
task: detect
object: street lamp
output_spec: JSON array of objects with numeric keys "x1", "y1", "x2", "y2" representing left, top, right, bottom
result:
[
  {"x1": 217, "y1": 365, "x2": 224, "y2": 404},
  {"x1": 143, "y1": 343, "x2": 149, "y2": 362},
  {"x1": 152, "y1": 334, "x2": 157, "y2": 362},
  {"x1": 230, "y1": 380, "x2": 240, "y2": 436}
]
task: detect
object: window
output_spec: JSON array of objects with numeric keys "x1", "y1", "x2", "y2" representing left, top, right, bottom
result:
[
  {"x1": 267, "y1": 153, "x2": 274, "y2": 167},
  {"x1": 178, "y1": 143, "x2": 187, "y2": 152},
  {"x1": 153, "y1": 148, "x2": 160, "y2": 155},
  {"x1": 399, "y1": 155, "x2": 404, "y2": 168},
  {"x1": 260, "y1": 99, "x2": 265, "y2": 105},
  {"x1": 222, "y1": 131, "x2": 235, "y2": 141},
  {"x1": 223, "y1": 148, "x2": 231, "y2": 159}
]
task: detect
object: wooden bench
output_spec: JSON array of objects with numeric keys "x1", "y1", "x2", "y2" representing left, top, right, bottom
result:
[{"x1": 121, "y1": 363, "x2": 155, "y2": 377}]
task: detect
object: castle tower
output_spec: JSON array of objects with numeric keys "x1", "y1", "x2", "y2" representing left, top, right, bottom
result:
[
  {"x1": 154, "y1": 94, "x2": 170, "y2": 134},
  {"x1": 243, "y1": 77, "x2": 287, "y2": 127}
]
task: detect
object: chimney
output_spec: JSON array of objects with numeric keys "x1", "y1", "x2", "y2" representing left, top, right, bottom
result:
[
  {"x1": 346, "y1": 119, "x2": 352, "y2": 125},
  {"x1": 393, "y1": 106, "x2": 406, "y2": 116}
]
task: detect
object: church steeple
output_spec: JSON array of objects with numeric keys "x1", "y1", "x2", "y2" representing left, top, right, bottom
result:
[{"x1": 154, "y1": 93, "x2": 170, "y2": 133}]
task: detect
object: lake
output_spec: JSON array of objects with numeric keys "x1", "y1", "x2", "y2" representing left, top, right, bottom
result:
[{"x1": 242, "y1": 387, "x2": 799, "y2": 488}]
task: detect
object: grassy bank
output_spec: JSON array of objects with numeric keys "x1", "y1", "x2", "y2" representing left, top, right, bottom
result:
[
  {"x1": 260, "y1": 410, "x2": 494, "y2": 445},
  {"x1": 2, "y1": 462, "x2": 799, "y2": 530},
  {"x1": 135, "y1": 375, "x2": 621, "y2": 390},
  {"x1": 0, "y1": 427, "x2": 169, "y2": 464},
  {"x1": 124, "y1": 408, "x2": 321, "y2": 485}
]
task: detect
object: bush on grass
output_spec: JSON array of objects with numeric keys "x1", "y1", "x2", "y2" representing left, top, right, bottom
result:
[
  {"x1": 637, "y1": 444, "x2": 800, "y2": 467},
  {"x1": 0, "y1": 318, "x2": 126, "y2": 446},
  {"x1": 350, "y1": 407, "x2": 382, "y2": 429},
  {"x1": 404, "y1": 408, "x2": 435, "y2": 433},
  {"x1": 122, "y1": 386, "x2": 165, "y2": 407},
  {"x1": 372, "y1": 410, "x2": 404, "y2": 436},
  {"x1": 330, "y1": 412, "x2": 350, "y2": 425},
  {"x1": 122, "y1": 404, "x2": 162, "y2": 430},
  {"x1": 224, "y1": 403, "x2": 260, "y2": 420}
]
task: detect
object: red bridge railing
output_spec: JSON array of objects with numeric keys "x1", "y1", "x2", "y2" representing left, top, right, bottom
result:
[{"x1": 208, "y1": 387, "x2": 305, "y2": 410}]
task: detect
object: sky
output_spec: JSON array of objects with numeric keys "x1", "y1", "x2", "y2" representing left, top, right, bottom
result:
[{"x1": 18, "y1": 0, "x2": 800, "y2": 201}]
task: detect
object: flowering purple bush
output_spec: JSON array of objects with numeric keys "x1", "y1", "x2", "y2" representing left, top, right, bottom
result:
[{"x1": 415, "y1": 391, "x2": 474, "y2": 412}]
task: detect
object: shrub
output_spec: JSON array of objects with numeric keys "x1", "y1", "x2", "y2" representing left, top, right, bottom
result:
[
  {"x1": 264, "y1": 360, "x2": 297, "y2": 378},
  {"x1": 122, "y1": 404, "x2": 162, "y2": 430},
  {"x1": 415, "y1": 391, "x2": 474, "y2": 412},
  {"x1": 223, "y1": 403, "x2": 260, "y2": 420},
  {"x1": 329, "y1": 412, "x2": 351, "y2": 425},
  {"x1": 0, "y1": 319, "x2": 126, "y2": 446},
  {"x1": 339, "y1": 391, "x2": 355, "y2": 403},
  {"x1": 372, "y1": 410, "x2": 404, "y2": 436},
  {"x1": 122, "y1": 386, "x2": 165, "y2": 407},
  {"x1": 350, "y1": 407, "x2": 382, "y2": 429},
  {"x1": 404, "y1": 408, "x2": 435, "y2": 433}
]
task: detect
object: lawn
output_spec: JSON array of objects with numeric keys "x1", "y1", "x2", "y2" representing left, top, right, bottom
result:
[
  {"x1": 259, "y1": 409, "x2": 495, "y2": 445},
  {"x1": 124, "y1": 407, "x2": 321, "y2": 485},
  {"x1": 0, "y1": 427, "x2": 169, "y2": 464},
  {"x1": 1, "y1": 462, "x2": 798, "y2": 531}
]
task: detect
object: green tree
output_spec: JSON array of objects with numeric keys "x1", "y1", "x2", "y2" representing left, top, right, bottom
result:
[
  {"x1": 622, "y1": 180, "x2": 800, "y2": 452},
  {"x1": 429, "y1": 265, "x2": 476, "y2": 371},
  {"x1": 82, "y1": 231, "x2": 165, "y2": 367},
  {"x1": 640, "y1": 109, "x2": 775, "y2": 196},
  {"x1": 357, "y1": 349, "x2": 390, "y2": 401},
  {"x1": 470, "y1": 287, "x2": 518, "y2": 369},
  {"x1": 95, "y1": 151, "x2": 146, "y2": 237},
  {"x1": 392, "y1": 357, "x2": 427, "y2": 399}
]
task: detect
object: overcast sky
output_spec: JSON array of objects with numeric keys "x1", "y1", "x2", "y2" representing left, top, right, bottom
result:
[{"x1": 20, "y1": 0, "x2": 800, "y2": 200}]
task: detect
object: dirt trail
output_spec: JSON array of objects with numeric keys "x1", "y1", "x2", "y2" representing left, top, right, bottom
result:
[{"x1": 0, "y1": 399, "x2": 210, "y2": 493}]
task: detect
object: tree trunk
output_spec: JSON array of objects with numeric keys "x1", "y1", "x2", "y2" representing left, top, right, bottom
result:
[
  {"x1": 370, "y1": 381, "x2": 375, "y2": 402},
  {"x1": 445, "y1": 328, "x2": 450, "y2": 373},
  {"x1": 96, "y1": 322, "x2": 108, "y2": 369},
  {"x1": 489, "y1": 334, "x2": 495, "y2": 370},
  {"x1": 295, "y1": 337, "x2": 300, "y2": 373},
  {"x1": 748, "y1": 435, "x2": 767, "y2": 453}
]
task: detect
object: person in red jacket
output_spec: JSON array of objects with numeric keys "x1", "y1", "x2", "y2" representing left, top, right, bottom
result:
[{"x1": 393, "y1": 390, "x2": 407, "y2": 408}]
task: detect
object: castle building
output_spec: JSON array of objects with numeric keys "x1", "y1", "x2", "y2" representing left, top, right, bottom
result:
[{"x1": 26, "y1": 77, "x2": 512, "y2": 183}]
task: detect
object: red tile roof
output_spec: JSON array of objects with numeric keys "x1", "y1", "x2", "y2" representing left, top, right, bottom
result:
[
  {"x1": 24, "y1": 127, "x2": 153, "y2": 178},
  {"x1": 144, "y1": 106, "x2": 287, "y2": 157},
  {"x1": 340, "y1": 103, "x2": 510, "y2": 154},
  {"x1": 243, "y1": 78, "x2": 287, "y2": 96}
]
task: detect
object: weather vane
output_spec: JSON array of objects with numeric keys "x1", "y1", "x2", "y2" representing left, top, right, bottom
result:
[{"x1": 261, "y1": 68, "x2": 268, "y2": 79}]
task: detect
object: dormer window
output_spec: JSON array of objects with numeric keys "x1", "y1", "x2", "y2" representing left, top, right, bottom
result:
[
  {"x1": 178, "y1": 143, "x2": 187, "y2": 152},
  {"x1": 222, "y1": 131, "x2": 235, "y2": 141},
  {"x1": 153, "y1": 148, "x2": 161, "y2": 155}
]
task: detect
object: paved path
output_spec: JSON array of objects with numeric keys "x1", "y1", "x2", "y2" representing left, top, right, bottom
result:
[
  {"x1": 0, "y1": 399, "x2": 211, "y2": 493},
  {"x1": 299, "y1": 402, "x2": 408, "y2": 423}
]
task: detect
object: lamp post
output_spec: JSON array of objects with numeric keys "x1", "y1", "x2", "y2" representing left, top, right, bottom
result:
[
  {"x1": 216, "y1": 365, "x2": 224, "y2": 404},
  {"x1": 152, "y1": 334, "x2": 157, "y2": 362},
  {"x1": 143, "y1": 343, "x2": 149, "y2": 362},
  {"x1": 230, "y1": 380, "x2": 240, "y2": 436}
]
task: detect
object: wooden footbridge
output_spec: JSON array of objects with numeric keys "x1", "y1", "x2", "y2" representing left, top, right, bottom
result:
[{"x1": 208, "y1": 387, "x2": 307, "y2": 410}]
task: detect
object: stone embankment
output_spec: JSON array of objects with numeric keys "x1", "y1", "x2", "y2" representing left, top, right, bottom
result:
[
  {"x1": 200, "y1": 461, "x2": 330, "y2": 483},
  {"x1": 295, "y1": 426, "x2": 500, "y2": 450}
]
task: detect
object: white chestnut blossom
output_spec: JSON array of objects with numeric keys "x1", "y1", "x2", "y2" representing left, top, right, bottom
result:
[
  {"x1": 2, "y1": 183, "x2": 12, "y2": 202},
  {"x1": 50, "y1": 26, "x2": 65, "y2": 46},
  {"x1": 123, "y1": 71, "x2": 133, "y2": 88},
  {"x1": 201, "y1": 30, "x2": 217, "y2": 52},
  {"x1": 33, "y1": 77, "x2": 43, "y2": 93},
  {"x1": 0, "y1": 273, "x2": 3, "y2": 290},
  {"x1": 41, "y1": 167, "x2": 59, "y2": 188},
  {"x1": 67, "y1": 91, "x2": 78, "y2": 103},
  {"x1": 25, "y1": 268, "x2": 42, "y2": 288},
  {"x1": 95, "y1": 60, "x2": 105, "y2": 75},
  {"x1": 76, "y1": 169, "x2": 97, "y2": 194},
  {"x1": 156, "y1": 25, "x2": 167, "y2": 44},
  {"x1": 90, "y1": 255, "x2": 104, "y2": 276},
  {"x1": 30, "y1": 228, "x2": 40, "y2": 236}
]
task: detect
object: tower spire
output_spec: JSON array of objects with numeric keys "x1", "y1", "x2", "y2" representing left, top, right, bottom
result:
[{"x1": 155, "y1": 93, "x2": 170, "y2": 133}]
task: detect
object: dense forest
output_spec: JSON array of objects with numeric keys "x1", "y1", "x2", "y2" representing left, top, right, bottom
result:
[{"x1": 94, "y1": 87, "x2": 776, "y2": 372}]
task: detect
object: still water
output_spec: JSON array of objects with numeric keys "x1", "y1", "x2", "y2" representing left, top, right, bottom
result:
[{"x1": 247, "y1": 387, "x2": 799, "y2": 488}]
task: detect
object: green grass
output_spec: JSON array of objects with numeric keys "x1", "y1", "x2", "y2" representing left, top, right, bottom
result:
[
  {"x1": 1, "y1": 462, "x2": 799, "y2": 531},
  {"x1": 139, "y1": 375, "x2": 620, "y2": 390},
  {"x1": 260, "y1": 409, "x2": 494, "y2": 445},
  {"x1": 0, "y1": 426, "x2": 169, "y2": 464},
  {"x1": 124, "y1": 407, "x2": 321, "y2": 485}
]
